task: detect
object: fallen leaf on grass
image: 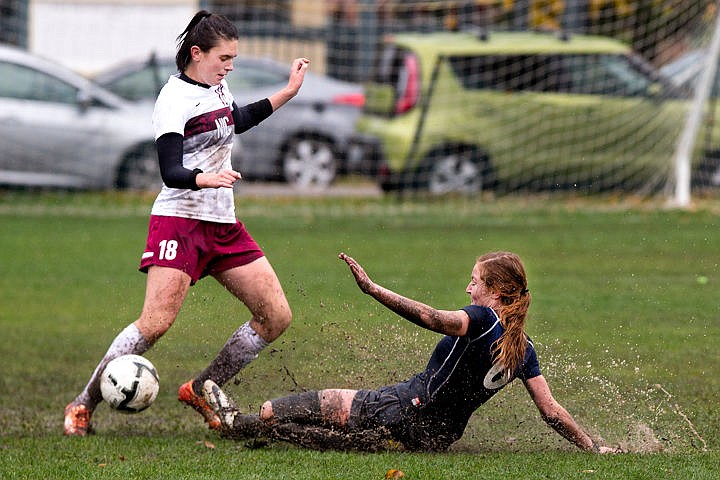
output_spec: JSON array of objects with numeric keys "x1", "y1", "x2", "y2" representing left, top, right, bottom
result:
[
  {"x1": 385, "y1": 469, "x2": 404, "y2": 478},
  {"x1": 195, "y1": 440, "x2": 215, "y2": 449}
]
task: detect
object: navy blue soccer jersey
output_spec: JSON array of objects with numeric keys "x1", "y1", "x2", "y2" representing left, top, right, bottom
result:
[{"x1": 393, "y1": 304, "x2": 541, "y2": 444}]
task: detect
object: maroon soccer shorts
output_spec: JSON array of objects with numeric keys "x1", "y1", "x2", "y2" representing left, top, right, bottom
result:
[{"x1": 139, "y1": 215, "x2": 264, "y2": 284}]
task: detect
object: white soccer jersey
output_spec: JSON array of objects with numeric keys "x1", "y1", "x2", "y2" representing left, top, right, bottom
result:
[{"x1": 150, "y1": 75, "x2": 237, "y2": 223}]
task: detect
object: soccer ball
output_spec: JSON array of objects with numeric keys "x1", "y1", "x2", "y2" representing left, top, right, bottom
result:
[{"x1": 100, "y1": 354, "x2": 159, "y2": 413}]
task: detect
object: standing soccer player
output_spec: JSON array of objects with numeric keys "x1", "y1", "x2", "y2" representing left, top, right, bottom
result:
[{"x1": 64, "y1": 10, "x2": 309, "y2": 435}]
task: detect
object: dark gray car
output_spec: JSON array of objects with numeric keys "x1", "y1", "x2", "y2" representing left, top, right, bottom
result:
[{"x1": 94, "y1": 54, "x2": 379, "y2": 189}]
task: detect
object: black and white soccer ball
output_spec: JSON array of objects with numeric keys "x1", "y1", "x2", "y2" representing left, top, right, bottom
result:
[{"x1": 100, "y1": 354, "x2": 159, "y2": 413}]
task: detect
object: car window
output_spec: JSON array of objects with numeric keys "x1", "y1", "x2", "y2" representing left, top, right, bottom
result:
[
  {"x1": 0, "y1": 61, "x2": 78, "y2": 103},
  {"x1": 448, "y1": 53, "x2": 653, "y2": 97},
  {"x1": 105, "y1": 64, "x2": 176, "y2": 101},
  {"x1": 227, "y1": 63, "x2": 287, "y2": 90},
  {"x1": 565, "y1": 54, "x2": 652, "y2": 96},
  {"x1": 448, "y1": 55, "x2": 562, "y2": 92}
]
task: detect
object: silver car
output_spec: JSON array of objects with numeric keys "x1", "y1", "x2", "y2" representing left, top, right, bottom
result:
[
  {"x1": 0, "y1": 44, "x2": 158, "y2": 190},
  {"x1": 94, "y1": 54, "x2": 379, "y2": 189}
]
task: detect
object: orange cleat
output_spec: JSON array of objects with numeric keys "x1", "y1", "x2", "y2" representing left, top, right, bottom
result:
[
  {"x1": 178, "y1": 380, "x2": 221, "y2": 430},
  {"x1": 63, "y1": 402, "x2": 93, "y2": 436}
]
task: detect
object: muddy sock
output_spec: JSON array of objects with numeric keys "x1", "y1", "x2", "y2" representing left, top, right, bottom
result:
[
  {"x1": 222, "y1": 413, "x2": 269, "y2": 440},
  {"x1": 270, "y1": 391, "x2": 323, "y2": 425},
  {"x1": 270, "y1": 422, "x2": 396, "y2": 452},
  {"x1": 74, "y1": 323, "x2": 152, "y2": 410},
  {"x1": 193, "y1": 322, "x2": 269, "y2": 394}
]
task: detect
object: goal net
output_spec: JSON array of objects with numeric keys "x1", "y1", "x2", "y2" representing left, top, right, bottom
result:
[
  {"x1": 4, "y1": 0, "x2": 719, "y2": 200},
  {"x1": 278, "y1": 0, "x2": 718, "y2": 200}
]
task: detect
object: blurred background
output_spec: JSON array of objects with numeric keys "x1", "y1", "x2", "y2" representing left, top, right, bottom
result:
[{"x1": 1, "y1": 0, "x2": 719, "y2": 202}]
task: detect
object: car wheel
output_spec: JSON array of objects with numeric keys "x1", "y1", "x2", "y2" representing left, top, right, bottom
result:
[
  {"x1": 419, "y1": 147, "x2": 492, "y2": 195},
  {"x1": 116, "y1": 143, "x2": 161, "y2": 191},
  {"x1": 282, "y1": 136, "x2": 338, "y2": 189}
]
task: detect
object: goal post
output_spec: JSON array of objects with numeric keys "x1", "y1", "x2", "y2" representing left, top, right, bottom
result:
[{"x1": 672, "y1": 5, "x2": 720, "y2": 207}]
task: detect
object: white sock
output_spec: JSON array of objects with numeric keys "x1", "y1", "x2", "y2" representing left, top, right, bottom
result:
[
  {"x1": 74, "y1": 323, "x2": 152, "y2": 409},
  {"x1": 194, "y1": 322, "x2": 269, "y2": 391}
]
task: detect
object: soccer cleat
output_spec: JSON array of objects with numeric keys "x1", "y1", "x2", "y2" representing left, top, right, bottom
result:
[
  {"x1": 178, "y1": 380, "x2": 221, "y2": 430},
  {"x1": 63, "y1": 402, "x2": 93, "y2": 436},
  {"x1": 202, "y1": 380, "x2": 239, "y2": 430}
]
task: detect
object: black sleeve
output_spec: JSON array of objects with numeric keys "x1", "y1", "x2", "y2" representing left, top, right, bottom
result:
[
  {"x1": 232, "y1": 99, "x2": 273, "y2": 134},
  {"x1": 156, "y1": 132, "x2": 202, "y2": 190}
]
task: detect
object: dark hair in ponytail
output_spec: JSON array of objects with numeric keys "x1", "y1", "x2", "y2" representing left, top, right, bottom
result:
[
  {"x1": 176, "y1": 10, "x2": 238, "y2": 72},
  {"x1": 477, "y1": 252, "x2": 531, "y2": 377}
]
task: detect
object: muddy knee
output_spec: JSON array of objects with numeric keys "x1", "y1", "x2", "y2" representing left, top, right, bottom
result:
[
  {"x1": 251, "y1": 306, "x2": 292, "y2": 343},
  {"x1": 260, "y1": 400, "x2": 274, "y2": 421}
]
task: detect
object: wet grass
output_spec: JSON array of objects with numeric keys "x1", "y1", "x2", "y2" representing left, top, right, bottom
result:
[{"x1": 1, "y1": 190, "x2": 719, "y2": 478}]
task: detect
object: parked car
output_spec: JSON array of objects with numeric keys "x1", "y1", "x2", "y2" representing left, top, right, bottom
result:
[
  {"x1": 0, "y1": 43, "x2": 158, "y2": 190},
  {"x1": 359, "y1": 31, "x2": 707, "y2": 195},
  {"x1": 94, "y1": 54, "x2": 379, "y2": 189}
]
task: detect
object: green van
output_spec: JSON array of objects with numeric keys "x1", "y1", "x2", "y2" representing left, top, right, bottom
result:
[{"x1": 359, "y1": 30, "x2": 697, "y2": 194}]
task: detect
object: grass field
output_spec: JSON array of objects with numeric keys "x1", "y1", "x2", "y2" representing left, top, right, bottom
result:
[{"x1": 1, "y1": 190, "x2": 718, "y2": 479}]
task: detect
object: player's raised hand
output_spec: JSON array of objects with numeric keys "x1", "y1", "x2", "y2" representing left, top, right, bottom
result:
[
  {"x1": 287, "y1": 57, "x2": 310, "y2": 95},
  {"x1": 339, "y1": 252, "x2": 374, "y2": 294},
  {"x1": 268, "y1": 58, "x2": 310, "y2": 111}
]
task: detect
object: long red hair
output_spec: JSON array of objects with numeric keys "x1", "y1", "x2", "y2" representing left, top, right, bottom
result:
[{"x1": 477, "y1": 252, "x2": 531, "y2": 376}]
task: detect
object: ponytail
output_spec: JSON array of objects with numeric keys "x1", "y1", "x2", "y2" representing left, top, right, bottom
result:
[
  {"x1": 477, "y1": 252, "x2": 531, "y2": 376},
  {"x1": 176, "y1": 10, "x2": 238, "y2": 72},
  {"x1": 492, "y1": 291, "x2": 530, "y2": 376}
]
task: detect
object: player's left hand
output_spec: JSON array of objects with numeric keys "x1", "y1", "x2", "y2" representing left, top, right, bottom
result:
[{"x1": 196, "y1": 169, "x2": 241, "y2": 189}]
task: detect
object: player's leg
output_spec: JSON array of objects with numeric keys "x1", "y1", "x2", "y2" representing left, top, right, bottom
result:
[
  {"x1": 190, "y1": 256, "x2": 292, "y2": 393},
  {"x1": 270, "y1": 421, "x2": 398, "y2": 452},
  {"x1": 64, "y1": 266, "x2": 190, "y2": 436},
  {"x1": 216, "y1": 256, "x2": 292, "y2": 342},
  {"x1": 202, "y1": 380, "x2": 268, "y2": 439},
  {"x1": 134, "y1": 266, "x2": 193, "y2": 341},
  {"x1": 319, "y1": 389, "x2": 356, "y2": 426},
  {"x1": 204, "y1": 381, "x2": 356, "y2": 437},
  {"x1": 205, "y1": 382, "x2": 394, "y2": 451},
  {"x1": 261, "y1": 389, "x2": 396, "y2": 451},
  {"x1": 260, "y1": 389, "x2": 357, "y2": 427}
]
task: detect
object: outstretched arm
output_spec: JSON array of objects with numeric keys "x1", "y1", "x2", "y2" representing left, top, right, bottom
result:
[
  {"x1": 339, "y1": 252, "x2": 469, "y2": 336},
  {"x1": 524, "y1": 375, "x2": 621, "y2": 453}
]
